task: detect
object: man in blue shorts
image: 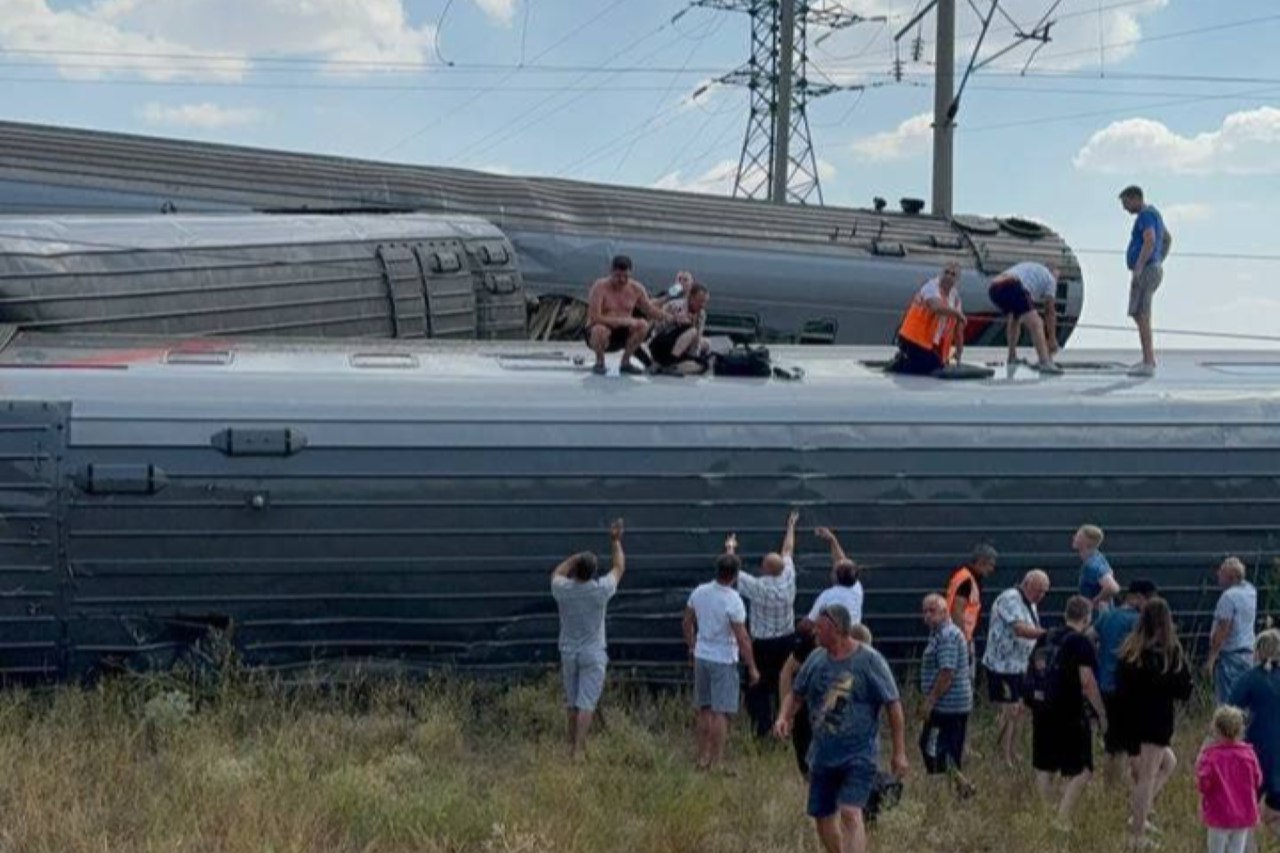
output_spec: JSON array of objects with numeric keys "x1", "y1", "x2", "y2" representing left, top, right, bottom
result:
[
  {"x1": 1119, "y1": 185, "x2": 1173, "y2": 377},
  {"x1": 987, "y1": 262, "x2": 1063, "y2": 374},
  {"x1": 776, "y1": 604, "x2": 909, "y2": 853}
]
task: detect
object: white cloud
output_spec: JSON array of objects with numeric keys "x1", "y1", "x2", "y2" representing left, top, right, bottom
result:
[
  {"x1": 472, "y1": 0, "x2": 517, "y2": 27},
  {"x1": 1161, "y1": 202, "x2": 1213, "y2": 225},
  {"x1": 139, "y1": 102, "x2": 267, "y2": 129},
  {"x1": 653, "y1": 160, "x2": 752, "y2": 196},
  {"x1": 851, "y1": 112, "x2": 932, "y2": 162},
  {"x1": 652, "y1": 158, "x2": 837, "y2": 197},
  {"x1": 0, "y1": 0, "x2": 437, "y2": 80},
  {"x1": 1073, "y1": 107, "x2": 1280, "y2": 175}
]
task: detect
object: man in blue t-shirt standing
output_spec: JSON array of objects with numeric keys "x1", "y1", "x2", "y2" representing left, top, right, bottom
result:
[
  {"x1": 1119, "y1": 185, "x2": 1173, "y2": 377},
  {"x1": 1073, "y1": 524, "x2": 1120, "y2": 611},
  {"x1": 776, "y1": 604, "x2": 909, "y2": 853}
]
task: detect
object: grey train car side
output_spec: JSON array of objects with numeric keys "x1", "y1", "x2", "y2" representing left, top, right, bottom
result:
[
  {"x1": 1, "y1": 335, "x2": 1272, "y2": 682},
  {"x1": 0, "y1": 120, "x2": 1083, "y2": 347},
  {"x1": 0, "y1": 213, "x2": 525, "y2": 340}
]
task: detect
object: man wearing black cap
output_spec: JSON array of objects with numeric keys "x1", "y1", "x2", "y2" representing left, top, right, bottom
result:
[
  {"x1": 584, "y1": 255, "x2": 664, "y2": 376},
  {"x1": 775, "y1": 603, "x2": 909, "y2": 853},
  {"x1": 1089, "y1": 578, "x2": 1158, "y2": 787}
]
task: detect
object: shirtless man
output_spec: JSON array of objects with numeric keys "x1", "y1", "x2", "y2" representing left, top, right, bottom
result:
[{"x1": 585, "y1": 255, "x2": 664, "y2": 376}]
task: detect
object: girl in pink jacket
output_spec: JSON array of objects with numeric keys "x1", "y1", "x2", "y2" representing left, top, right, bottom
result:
[{"x1": 1197, "y1": 705, "x2": 1263, "y2": 853}]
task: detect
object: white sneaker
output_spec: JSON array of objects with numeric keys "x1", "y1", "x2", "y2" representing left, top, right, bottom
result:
[{"x1": 1127, "y1": 362, "x2": 1156, "y2": 377}]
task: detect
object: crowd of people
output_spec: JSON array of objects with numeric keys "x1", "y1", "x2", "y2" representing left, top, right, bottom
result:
[
  {"x1": 888, "y1": 183, "x2": 1173, "y2": 378},
  {"x1": 550, "y1": 516, "x2": 1277, "y2": 853}
]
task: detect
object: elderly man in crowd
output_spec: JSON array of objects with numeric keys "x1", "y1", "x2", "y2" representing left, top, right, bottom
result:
[
  {"x1": 982, "y1": 569, "x2": 1051, "y2": 767},
  {"x1": 919, "y1": 593, "x2": 976, "y2": 798},
  {"x1": 1206, "y1": 556, "x2": 1259, "y2": 704},
  {"x1": 776, "y1": 604, "x2": 909, "y2": 853},
  {"x1": 550, "y1": 519, "x2": 626, "y2": 759},
  {"x1": 728, "y1": 509, "x2": 800, "y2": 739}
]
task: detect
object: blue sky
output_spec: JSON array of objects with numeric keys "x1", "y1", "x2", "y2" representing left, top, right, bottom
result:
[{"x1": 3, "y1": 0, "x2": 1279, "y2": 349}]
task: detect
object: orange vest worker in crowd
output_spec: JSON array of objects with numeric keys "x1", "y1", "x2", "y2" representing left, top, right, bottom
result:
[{"x1": 946, "y1": 544, "x2": 999, "y2": 666}]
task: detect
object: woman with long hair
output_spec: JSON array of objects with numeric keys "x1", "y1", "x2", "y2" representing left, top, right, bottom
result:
[
  {"x1": 1115, "y1": 596, "x2": 1194, "y2": 848},
  {"x1": 1229, "y1": 629, "x2": 1280, "y2": 844}
]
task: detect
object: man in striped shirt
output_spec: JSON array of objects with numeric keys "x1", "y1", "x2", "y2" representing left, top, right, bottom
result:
[
  {"x1": 729, "y1": 509, "x2": 800, "y2": 738},
  {"x1": 919, "y1": 593, "x2": 976, "y2": 797}
]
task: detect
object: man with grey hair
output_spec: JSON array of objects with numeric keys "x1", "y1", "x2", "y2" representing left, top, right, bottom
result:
[
  {"x1": 803, "y1": 526, "x2": 864, "y2": 628},
  {"x1": 982, "y1": 569, "x2": 1051, "y2": 766},
  {"x1": 728, "y1": 509, "x2": 800, "y2": 738},
  {"x1": 550, "y1": 518, "x2": 626, "y2": 759},
  {"x1": 1206, "y1": 556, "x2": 1258, "y2": 704},
  {"x1": 920, "y1": 593, "x2": 976, "y2": 797},
  {"x1": 1118, "y1": 185, "x2": 1173, "y2": 377},
  {"x1": 776, "y1": 603, "x2": 909, "y2": 853},
  {"x1": 946, "y1": 542, "x2": 999, "y2": 668}
]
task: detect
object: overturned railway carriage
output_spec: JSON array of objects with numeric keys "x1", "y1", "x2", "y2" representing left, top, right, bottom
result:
[
  {"x1": 0, "y1": 214, "x2": 527, "y2": 339},
  {"x1": 0, "y1": 335, "x2": 1274, "y2": 681},
  {"x1": 0, "y1": 120, "x2": 1083, "y2": 346}
]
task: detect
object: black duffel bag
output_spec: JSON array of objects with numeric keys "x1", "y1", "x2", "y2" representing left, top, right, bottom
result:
[{"x1": 712, "y1": 343, "x2": 772, "y2": 377}]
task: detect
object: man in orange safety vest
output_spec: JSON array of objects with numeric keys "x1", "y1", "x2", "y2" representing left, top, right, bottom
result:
[{"x1": 888, "y1": 262, "x2": 967, "y2": 375}]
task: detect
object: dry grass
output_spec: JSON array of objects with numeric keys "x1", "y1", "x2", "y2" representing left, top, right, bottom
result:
[{"x1": 0, "y1": 669, "x2": 1270, "y2": 853}]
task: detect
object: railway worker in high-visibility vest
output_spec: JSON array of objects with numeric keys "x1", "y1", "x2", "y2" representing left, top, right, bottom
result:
[
  {"x1": 945, "y1": 543, "x2": 999, "y2": 672},
  {"x1": 888, "y1": 262, "x2": 967, "y2": 375}
]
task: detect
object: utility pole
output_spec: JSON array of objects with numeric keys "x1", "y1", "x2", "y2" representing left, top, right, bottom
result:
[
  {"x1": 769, "y1": 0, "x2": 797, "y2": 205},
  {"x1": 931, "y1": 0, "x2": 956, "y2": 218},
  {"x1": 692, "y1": 1, "x2": 876, "y2": 205}
]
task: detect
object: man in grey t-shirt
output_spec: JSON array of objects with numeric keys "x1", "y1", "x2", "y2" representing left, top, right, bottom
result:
[
  {"x1": 1207, "y1": 556, "x2": 1258, "y2": 704},
  {"x1": 551, "y1": 518, "x2": 626, "y2": 759}
]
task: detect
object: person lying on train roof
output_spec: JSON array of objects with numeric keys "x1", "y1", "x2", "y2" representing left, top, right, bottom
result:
[
  {"x1": 987, "y1": 262, "x2": 1063, "y2": 375},
  {"x1": 886, "y1": 262, "x2": 967, "y2": 376},
  {"x1": 585, "y1": 255, "x2": 665, "y2": 376},
  {"x1": 650, "y1": 281, "x2": 711, "y2": 375}
]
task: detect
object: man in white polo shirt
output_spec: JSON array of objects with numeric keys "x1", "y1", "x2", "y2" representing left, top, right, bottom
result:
[
  {"x1": 802, "y1": 526, "x2": 865, "y2": 630},
  {"x1": 684, "y1": 552, "x2": 760, "y2": 772}
]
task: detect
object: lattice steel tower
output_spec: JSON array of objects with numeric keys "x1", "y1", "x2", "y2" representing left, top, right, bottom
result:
[{"x1": 696, "y1": 1, "x2": 869, "y2": 205}]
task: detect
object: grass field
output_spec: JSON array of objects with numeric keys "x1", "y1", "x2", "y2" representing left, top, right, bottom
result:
[{"x1": 0, "y1": 669, "x2": 1269, "y2": 853}]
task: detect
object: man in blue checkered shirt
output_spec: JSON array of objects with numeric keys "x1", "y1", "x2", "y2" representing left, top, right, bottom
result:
[
  {"x1": 919, "y1": 593, "x2": 976, "y2": 797},
  {"x1": 729, "y1": 509, "x2": 800, "y2": 738}
]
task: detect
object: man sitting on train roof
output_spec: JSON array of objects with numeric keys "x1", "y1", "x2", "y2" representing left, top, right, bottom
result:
[
  {"x1": 987, "y1": 261, "x2": 1063, "y2": 375},
  {"x1": 887, "y1": 262, "x2": 967, "y2": 376},
  {"x1": 585, "y1": 255, "x2": 666, "y2": 376},
  {"x1": 650, "y1": 280, "x2": 711, "y2": 375}
]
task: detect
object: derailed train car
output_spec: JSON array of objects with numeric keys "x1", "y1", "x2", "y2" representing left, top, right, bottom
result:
[
  {"x1": 0, "y1": 333, "x2": 1274, "y2": 681},
  {"x1": 0, "y1": 120, "x2": 1083, "y2": 347}
]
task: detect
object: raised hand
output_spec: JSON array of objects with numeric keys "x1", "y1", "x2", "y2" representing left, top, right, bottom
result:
[{"x1": 610, "y1": 518, "x2": 624, "y2": 541}]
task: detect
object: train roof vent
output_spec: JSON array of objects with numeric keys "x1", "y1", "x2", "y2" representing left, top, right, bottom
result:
[
  {"x1": 998, "y1": 217, "x2": 1049, "y2": 239},
  {"x1": 350, "y1": 352, "x2": 419, "y2": 369},
  {"x1": 497, "y1": 351, "x2": 584, "y2": 371},
  {"x1": 871, "y1": 240, "x2": 907, "y2": 257},
  {"x1": 930, "y1": 234, "x2": 965, "y2": 250},
  {"x1": 952, "y1": 215, "x2": 1000, "y2": 235},
  {"x1": 165, "y1": 349, "x2": 233, "y2": 366},
  {"x1": 1203, "y1": 362, "x2": 1280, "y2": 377}
]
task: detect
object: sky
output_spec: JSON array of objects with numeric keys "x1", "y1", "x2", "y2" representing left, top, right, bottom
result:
[{"x1": 2, "y1": 0, "x2": 1279, "y2": 350}]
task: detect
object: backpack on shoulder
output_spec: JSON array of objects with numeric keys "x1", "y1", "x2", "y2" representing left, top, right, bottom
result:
[{"x1": 1023, "y1": 626, "x2": 1068, "y2": 710}]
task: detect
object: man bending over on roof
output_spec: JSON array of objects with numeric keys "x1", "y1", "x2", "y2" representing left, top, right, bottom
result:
[
  {"x1": 888, "y1": 262, "x2": 967, "y2": 375},
  {"x1": 987, "y1": 261, "x2": 1062, "y2": 375},
  {"x1": 585, "y1": 254, "x2": 664, "y2": 376},
  {"x1": 651, "y1": 281, "x2": 711, "y2": 374}
]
